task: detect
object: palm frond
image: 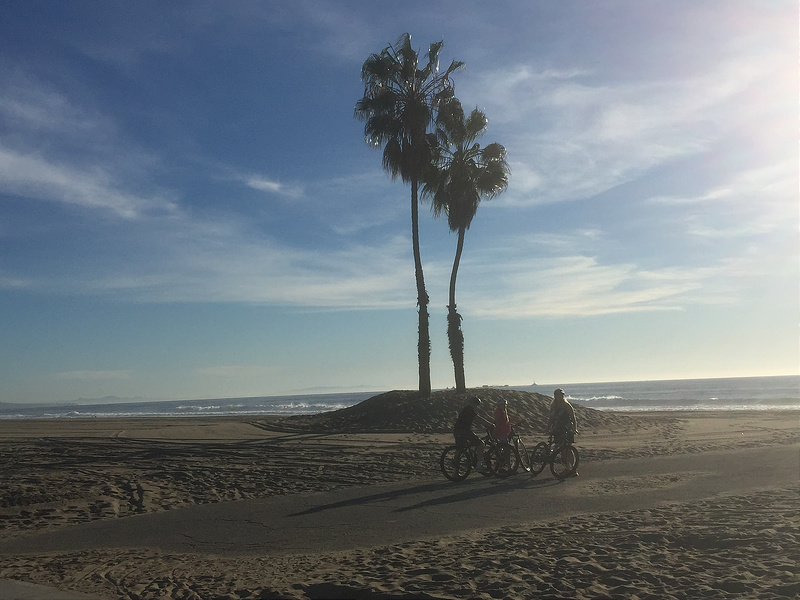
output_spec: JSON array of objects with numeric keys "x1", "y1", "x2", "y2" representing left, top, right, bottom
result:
[
  {"x1": 421, "y1": 41, "x2": 443, "y2": 79},
  {"x1": 382, "y1": 139, "x2": 403, "y2": 179},
  {"x1": 464, "y1": 108, "x2": 488, "y2": 141},
  {"x1": 481, "y1": 142, "x2": 507, "y2": 162},
  {"x1": 442, "y1": 59, "x2": 465, "y2": 79}
]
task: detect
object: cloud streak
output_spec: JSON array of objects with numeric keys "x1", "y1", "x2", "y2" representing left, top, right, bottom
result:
[
  {"x1": 459, "y1": 254, "x2": 736, "y2": 319},
  {"x1": 246, "y1": 175, "x2": 304, "y2": 199},
  {"x1": 464, "y1": 42, "x2": 791, "y2": 208},
  {"x1": 0, "y1": 146, "x2": 176, "y2": 218},
  {"x1": 0, "y1": 64, "x2": 176, "y2": 219}
]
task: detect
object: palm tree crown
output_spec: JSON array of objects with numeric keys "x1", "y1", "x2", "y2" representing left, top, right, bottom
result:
[
  {"x1": 428, "y1": 97, "x2": 509, "y2": 231},
  {"x1": 355, "y1": 34, "x2": 463, "y2": 184}
]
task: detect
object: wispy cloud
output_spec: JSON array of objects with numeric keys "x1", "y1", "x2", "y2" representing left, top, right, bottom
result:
[
  {"x1": 28, "y1": 212, "x2": 420, "y2": 309},
  {"x1": 0, "y1": 146, "x2": 176, "y2": 218},
  {"x1": 246, "y1": 175, "x2": 304, "y2": 199},
  {"x1": 648, "y1": 160, "x2": 797, "y2": 241},
  {"x1": 0, "y1": 63, "x2": 114, "y2": 138},
  {"x1": 0, "y1": 65, "x2": 177, "y2": 219},
  {"x1": 462, "y1": 38, "x2": 791, "y2": 208},
  {"x1": 310, "y1": 171, "x2": 406, "y2": 235},
  {"x1": 0, "y1": 273, "x2": 30, "y2": 289},
  {"x1": 459, "y1": 254, "x2": 734, "y2": 319},
  {"x1": 648, "y1": 161, "x2": 795, "y2": 207},
  {"x1": 166, "y1": 231, "x2": 417, "y2": 308}
]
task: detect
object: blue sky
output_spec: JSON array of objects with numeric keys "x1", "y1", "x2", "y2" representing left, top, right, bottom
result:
[{"x1": 0, "y1": 1, "x2": 796, "y2": 403}]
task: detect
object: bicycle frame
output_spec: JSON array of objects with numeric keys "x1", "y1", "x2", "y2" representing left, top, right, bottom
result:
[
  {"x1": 493, "y1": 426, "x2": 531, "y2": 476},
  {"x1": 441, "y1": 429, "x2": 499, "y2": 481},
  {"x1": 530, "y1": 434, "x2": 579, "y2": 479}
]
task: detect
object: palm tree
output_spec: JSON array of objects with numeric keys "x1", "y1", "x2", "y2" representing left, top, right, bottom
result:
[
  {"x1": 355, "y1": 34, "x2": 463, "y2": 396},
  {"x1": 427, "y1": 97, "x2": 509, "y2": 392}
]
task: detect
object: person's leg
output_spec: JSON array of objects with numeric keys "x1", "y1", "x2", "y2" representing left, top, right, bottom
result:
[{"x1": 469, "y1": 431, "x2": 486, "y2": 468}]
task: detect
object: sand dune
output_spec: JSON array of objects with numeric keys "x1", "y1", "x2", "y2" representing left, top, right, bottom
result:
[{"x1": 265, "y1": 388, "x2": 645, "y2": 433}]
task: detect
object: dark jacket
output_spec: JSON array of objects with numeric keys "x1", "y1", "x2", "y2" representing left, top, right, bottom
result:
[{"x1": 454, "y1": 404, "x2": 477, "y2": 433}]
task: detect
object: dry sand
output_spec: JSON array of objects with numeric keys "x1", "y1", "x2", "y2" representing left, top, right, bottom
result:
[{"x1": 0, "y1": 390, "x2": 798, "y2": 599}]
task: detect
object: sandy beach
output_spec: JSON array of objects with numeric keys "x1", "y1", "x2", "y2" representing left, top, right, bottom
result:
[{"x1": 1, "y1": 390, "x2": 798, "y2": 599}]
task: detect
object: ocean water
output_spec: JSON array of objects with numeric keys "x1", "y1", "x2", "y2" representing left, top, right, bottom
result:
[
  {"x1": 519, "y1": 375, "x2": 799, "y2": 412},
  {"x1": 0, "y1": 391, "x2": 377, "y2": 420},
  {"x1": 0, "y1": 376, "x2": 797, "y2": 419}
]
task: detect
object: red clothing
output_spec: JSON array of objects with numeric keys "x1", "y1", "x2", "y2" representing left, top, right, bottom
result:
[{"x1": 493, "y1": 406, "x2": 511, "y2": 436}]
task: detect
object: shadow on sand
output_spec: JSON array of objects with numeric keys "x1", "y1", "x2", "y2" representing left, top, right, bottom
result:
[{"x1": 289, "y1": 474, "x2": 562, "y2": 517}]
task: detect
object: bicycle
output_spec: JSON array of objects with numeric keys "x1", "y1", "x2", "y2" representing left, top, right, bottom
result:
[
  {"x1": 440, "y1": 429, "x2": 501, "y2": 482},
  {"x1": 492, "y1": 425, "x2": 531, "y2": 477},
  {"x1": 529, "y1": 431, "x2": 579, "y2": 479}
]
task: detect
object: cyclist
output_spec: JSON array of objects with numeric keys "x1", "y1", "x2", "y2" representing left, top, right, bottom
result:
[
  {"x1": 493, "y1": 398, "x2": 513, "y2": 444},
  {"x1": 454, "y1": 396, "x2": 494, "y2": 472},
  {"x1": 493, "y1": 397, "x2": 517, "y2": 472},
  {"x1": 548, "y1": 388, "x2": 579, "y2": 476}
]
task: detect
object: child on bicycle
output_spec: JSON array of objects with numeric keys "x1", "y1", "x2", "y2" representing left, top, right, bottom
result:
[
  {"x1": 494, "y1": 398, "x2": 521, "y2": 471},
  {"x1": 493, "y1": 398, "x2": 513, "y2": 443}
]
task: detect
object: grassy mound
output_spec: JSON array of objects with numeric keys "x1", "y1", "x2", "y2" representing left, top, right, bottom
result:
[{"x1": 262, "y1": 388, "x2": 642, "y2": 434}]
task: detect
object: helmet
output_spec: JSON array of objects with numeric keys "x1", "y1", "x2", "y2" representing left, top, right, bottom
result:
[
  {"x1": 470, "y1": 396, "x2": 482, "y2": 406},
  {"x1": 554, "y1": 388, "x2": 565, "y2": 399},
  {"x1": 497, "y1": 398, "x2": 507, "y2": 406}
]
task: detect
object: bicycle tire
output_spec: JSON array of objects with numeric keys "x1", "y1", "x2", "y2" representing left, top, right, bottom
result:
[
  {"x1": 516, "y1": 438, "x2": 531, "y2": 472},
  {"x1": 440, "y1": 445, "x2": 472, "y2": 481},
  {"x1": 491, "y1": 443, "x2": 517, "y2": 477},
  {"x1": 550, "y1": 444, "x2": 580, "y2": 480},
  {"x1": 530, "y1": 441, "x2": 548, "y2": 475},
  {"x1": 483, "y1": 446, "x2": 501, "y2": 477}
]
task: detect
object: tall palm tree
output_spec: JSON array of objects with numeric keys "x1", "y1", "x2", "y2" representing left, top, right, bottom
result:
[
  {"x1": 355, "y1": 34, "x2": 463, "y2": 396},
  {"x1": 427, "y1": 97, "x2": 509, "y2": 392}
]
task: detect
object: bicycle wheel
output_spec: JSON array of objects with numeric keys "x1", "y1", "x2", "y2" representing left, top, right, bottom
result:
[
  {"x1": 483, "y1": 446, "x2": 501, "y2": 477},
  {"x1": 492, "y1": 443, "x2": 517, "y2": 477},
  {"x1": 516, "y1": 438, "x2": 531, "y2": 473},
  {"x1": 440, "y1": 445, "x2": 472, "y2": 481},
  {"x1": 550, "y1": 444, "x2": 580, "y2": 480},
  {"x1": 529, "y1": 442, "x2": 548, "y2": 475}
]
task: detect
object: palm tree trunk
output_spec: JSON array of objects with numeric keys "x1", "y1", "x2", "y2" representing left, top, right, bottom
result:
[
  {"x1": 411, "y1": 179, "x2": 432, "y2": 396},
  {"x1": 448, "y1": 227, "x2": 466, "y2": 392}
]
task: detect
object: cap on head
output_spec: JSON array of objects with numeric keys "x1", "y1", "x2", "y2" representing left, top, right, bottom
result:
[
  {"x1": 554, "y1": 388, "x2": 565, "y2": 399},
  {"x1": 497, "y1": 398, "x2": 508, "y2": 406},
  {"x1": 470, "y1": 396, "x2": 482, "y2": 406}
]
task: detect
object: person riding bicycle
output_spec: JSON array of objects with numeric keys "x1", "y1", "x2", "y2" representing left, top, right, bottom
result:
[
  {"x1": 493, "y1": 398, "x2": 513, "y2": 444},
  {"x1": 454, "y1": 396, "x2": 493, "y2": 472},
  {"x1": 493, "y1": 397, "x2": 519, "y2": 471},
  {"x1": 548, "y1": 388, "x2": 578, "y2": 476}
]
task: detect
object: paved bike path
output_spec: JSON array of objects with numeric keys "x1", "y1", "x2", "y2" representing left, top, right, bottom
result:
[{"x1": 4, "y1": 444, "x2": 798, "y2": 559}]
